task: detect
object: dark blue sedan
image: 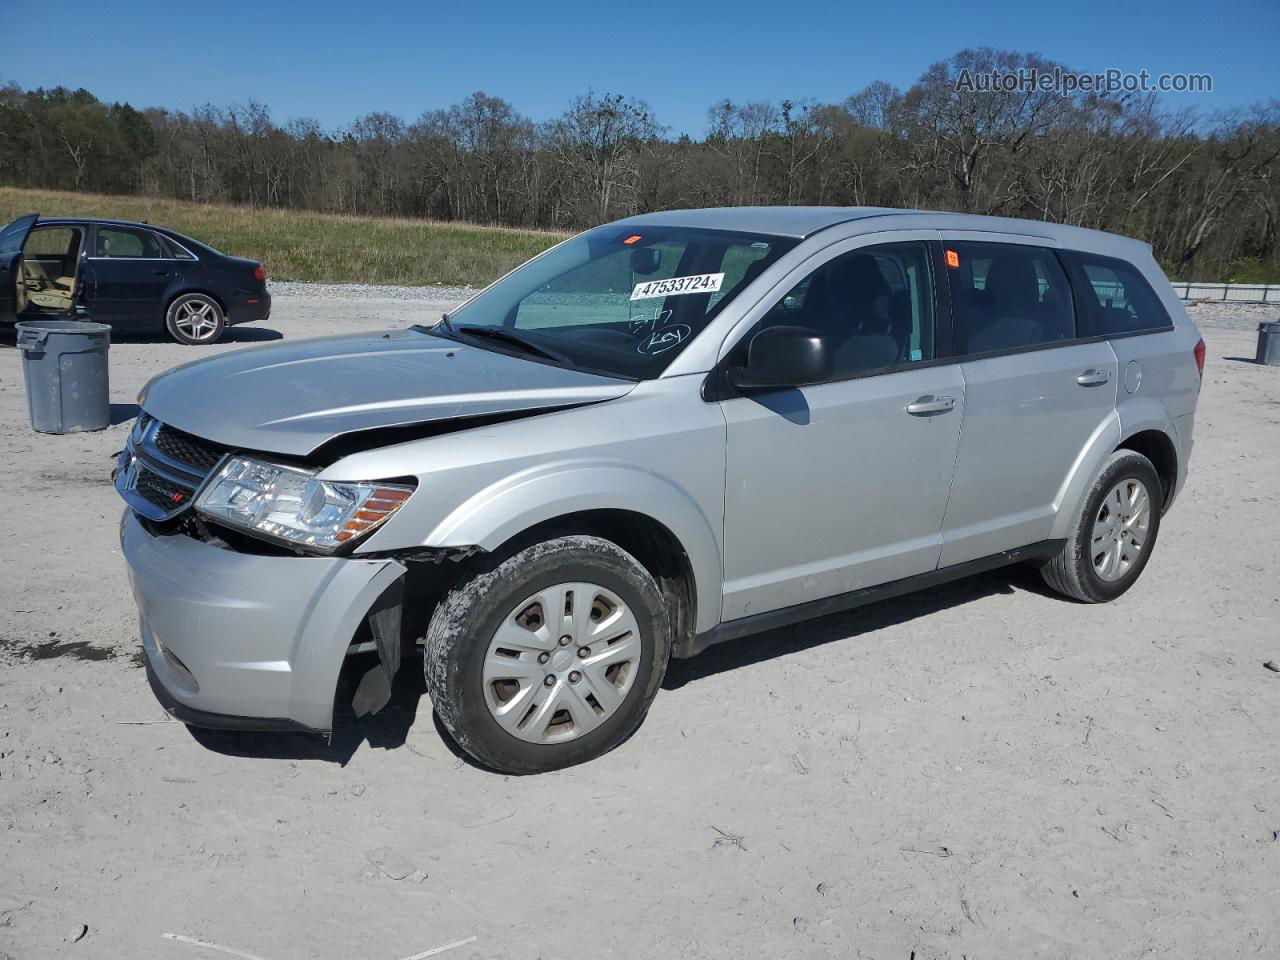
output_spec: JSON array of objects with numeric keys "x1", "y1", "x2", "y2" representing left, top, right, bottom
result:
[{"x1": 0, "y1": 214, "x2": 271, "y2": 344}]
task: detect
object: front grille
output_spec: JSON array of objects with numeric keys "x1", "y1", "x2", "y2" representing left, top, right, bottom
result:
[
  {"x1": 134, "y1": 464, "x2": 194, "y2": 511},
  {"x1": 115, "y1": 416, "x2": 226, "y2": 522},
  {"x1": 154, "y1": 424, "x2": 227, "y2": 473}
]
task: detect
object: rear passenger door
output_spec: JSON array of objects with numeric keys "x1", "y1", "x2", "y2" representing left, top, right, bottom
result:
[
  {"x1": 719, "y1": 235, "x2": 966, "y2": 620},
  {"x1": 937, "y1": 236, "x2": 1118, "y2": 568},
  {"x1": 86, "y1": 225, "x2": 172, "y2": 329}
]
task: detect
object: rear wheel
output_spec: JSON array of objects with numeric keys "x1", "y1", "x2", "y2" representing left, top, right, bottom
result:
[
  {"x1": 1042, "y1": 449, "x2": 1162, "y2": 603},
  {"x1": 166, "y1": 293, "x2": 226, "y2": 344},
  {"x1": 425, "y1": 535, "x2": 671, "y2": 773}
]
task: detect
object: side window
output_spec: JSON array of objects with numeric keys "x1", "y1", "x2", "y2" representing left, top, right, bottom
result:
[
  {"x1": 947, "y1": 242, "x2": 1074, "y2": 354},
  {"x1": 94, "y1": 226, "x2": 165, "y2": 259},
  {"x1": 24, "y1": 227, "x2": 78, "y2": 258},
  {"x1": 160, "y1": 235, "x2": 197, "y2": 260},
  {"x1": 752, "y1": 241, "x2": 936, "y2": 378},
  {"x1": 1064, "y1": 253, "x2": 1172, "y2": 337}
]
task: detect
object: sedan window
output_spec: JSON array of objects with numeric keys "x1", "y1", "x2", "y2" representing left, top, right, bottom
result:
[{"x1": 95, "y1": 226, "x2": 165, "y2": 259}]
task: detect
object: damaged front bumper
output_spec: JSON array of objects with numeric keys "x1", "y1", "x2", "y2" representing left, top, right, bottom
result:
[{"x1": 121, "y1": 510, "x2": 406, "y2": 732}]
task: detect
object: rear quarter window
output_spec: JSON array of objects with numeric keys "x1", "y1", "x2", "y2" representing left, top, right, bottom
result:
[{"x1": 1063, "y1": 252, "x2": 1173, "y2": 337}]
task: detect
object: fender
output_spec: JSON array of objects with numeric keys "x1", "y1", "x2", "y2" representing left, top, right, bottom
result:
[
  {"x1": 1049, "y1": 399, "x2": 1179, "y2": 541},
  {"x1": 1117, "y1": 396, "x2": 1186, "y2": 504},
  {"x1": 426, "y1": 460, "x2": 724, "y2": 633},
  {"x1": 1049, "y1": 410, "x2": 1123, "y2": 541}
]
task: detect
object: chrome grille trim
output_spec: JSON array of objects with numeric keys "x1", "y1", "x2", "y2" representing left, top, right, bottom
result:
[{"x1": 115, "y1": 416, "x2": 227, "y2": 521}]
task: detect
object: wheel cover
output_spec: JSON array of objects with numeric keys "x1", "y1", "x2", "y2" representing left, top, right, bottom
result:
[
  {"x1": 482, "y1": 582, "x2": 642, "y2": 745},
  {"x1": 1090, "y1": 477, "x2": 1152, "y2": 582},
  {"x1": 173, "y1": 298, "x2": 220, "y2": 340}
]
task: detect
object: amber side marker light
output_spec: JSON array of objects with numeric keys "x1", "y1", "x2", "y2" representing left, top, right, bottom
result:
[
  {"x1": 945, "y1": 249, "x2": 960, "y2": 269},
  {"x1": 335, "y1": 487, "x2": 414, "y2": 543}
]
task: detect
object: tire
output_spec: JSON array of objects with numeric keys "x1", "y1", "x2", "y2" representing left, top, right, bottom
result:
[
  {"x1": 165, "y1": 292, "x2": 226, "y2": 344},
  {"x1": 425, "y1": 535, "x2": 671, "y2": 774},
  {"x1": 1042, "y1": 450, "x2": 1163, "y2": 603}
]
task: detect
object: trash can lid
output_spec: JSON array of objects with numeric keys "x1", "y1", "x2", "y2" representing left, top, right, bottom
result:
[{"x1": 15, "y1": 319, "x2": 113, "y2": 335}]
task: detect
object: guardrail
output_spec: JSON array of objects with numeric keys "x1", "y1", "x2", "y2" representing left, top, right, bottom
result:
[{"x1": 1172, "y1": 282, "x2": 1280, "y2": 303}]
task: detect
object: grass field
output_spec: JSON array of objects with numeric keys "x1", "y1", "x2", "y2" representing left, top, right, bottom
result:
[{"x1": 0, "y1": 187, "x2": 568, "y2": 287}]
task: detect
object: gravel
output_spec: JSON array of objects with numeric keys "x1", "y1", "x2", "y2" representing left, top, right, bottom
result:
[{"x1": 267, "y1": 280, "x2": 480, "y2": 302}]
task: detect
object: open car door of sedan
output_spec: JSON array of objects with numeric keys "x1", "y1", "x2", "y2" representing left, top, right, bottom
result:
[{"x1": 0, "y1": 213, "x2": 39, "y2": 324}]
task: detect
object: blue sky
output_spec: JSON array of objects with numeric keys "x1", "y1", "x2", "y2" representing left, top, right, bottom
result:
[{"x1": 2, "y1": 0, "x2": 1276, "y2": 135}]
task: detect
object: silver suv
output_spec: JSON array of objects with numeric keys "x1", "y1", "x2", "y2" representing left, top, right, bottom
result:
[{"x1": 116, "y1": 207, "x2": 1204, "y2": 773}]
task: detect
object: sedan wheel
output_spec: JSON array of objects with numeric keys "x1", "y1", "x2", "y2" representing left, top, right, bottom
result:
[{"x1": 166, "y1": 293, "x2": 226, "y2": 344}]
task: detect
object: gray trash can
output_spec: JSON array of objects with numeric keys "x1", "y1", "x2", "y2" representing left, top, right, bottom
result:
[
  {"x1": 15, "y1": 319, "x2": 112, "y2": 434},
  {"x1": 1257, "y1": 321, "x2": 1280, "y2": 366}
]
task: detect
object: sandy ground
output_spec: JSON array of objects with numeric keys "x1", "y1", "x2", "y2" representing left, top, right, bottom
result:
[{"x1": 1, "y1": 295, "x2": 1278, "y2": 960}]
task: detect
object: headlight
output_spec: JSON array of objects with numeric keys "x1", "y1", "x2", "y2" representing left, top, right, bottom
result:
[{"x1": 195, "y1": 455, "x2": 413, "y2": 553}]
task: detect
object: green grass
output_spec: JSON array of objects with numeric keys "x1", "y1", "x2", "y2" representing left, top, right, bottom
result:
[{"x1": 0, "y1": 187, "x2": 568, "y2": 287}]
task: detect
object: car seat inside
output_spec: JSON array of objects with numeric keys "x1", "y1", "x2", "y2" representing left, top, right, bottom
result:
[{"x1": 22, "y1": 226, "x2": 83, "y2": 312}]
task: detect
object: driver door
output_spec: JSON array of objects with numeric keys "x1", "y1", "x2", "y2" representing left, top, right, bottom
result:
[
  {"x1": 0, "y1": 213, "x2": 39, "y2": 324},
  {"x1": 718, "y1": 233, "x2": 966, "y2": 621}
]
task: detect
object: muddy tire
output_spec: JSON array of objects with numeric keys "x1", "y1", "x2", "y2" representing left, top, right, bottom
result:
[
  {"x1": 424, "y1": 535, "x2": 671, "y2": 774},
  {"x1": 1042, "y1": 450, "x2": 1163, "y2": 603}
]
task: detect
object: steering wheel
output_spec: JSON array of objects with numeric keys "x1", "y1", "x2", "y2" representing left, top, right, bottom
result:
[{"x1": 14, "y1": 258, "x2": 27, "y2": 314}]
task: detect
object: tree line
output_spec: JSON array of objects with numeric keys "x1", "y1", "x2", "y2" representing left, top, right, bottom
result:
[{"x1": 2, "y1": 48, "x2": 1277, "y2": 281}]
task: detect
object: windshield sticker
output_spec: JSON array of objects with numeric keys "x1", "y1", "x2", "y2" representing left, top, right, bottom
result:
[
  {"x1": 630, "y1": 272, "x2": 725, "y2": 301},
  {"x1": 637, "y1": 324, "x2": 691, "y2": 355}
]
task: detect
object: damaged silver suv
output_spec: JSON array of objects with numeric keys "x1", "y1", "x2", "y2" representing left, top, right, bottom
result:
[{"x1": 117, "y1": 207, "x2": 1204, "y2": 773}]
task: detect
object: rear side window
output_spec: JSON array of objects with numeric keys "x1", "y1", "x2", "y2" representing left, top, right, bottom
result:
[
  {"x1": 160, "y1": 235, "x2": 197, "y2": 260},
  {"x1": 946, "y1": 242, "x2": 1074, "y2": 355},
  {"x1": 95, "y1": 226, "x2": 165, "y2": 259},
  {"x1": 1062, "y1": 252, "x2": 1172, "y2": 337}
]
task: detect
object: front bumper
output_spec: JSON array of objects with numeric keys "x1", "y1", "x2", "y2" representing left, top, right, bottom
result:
[{"x1": 121, "y1": 510, "x2": 405, "y2": 732}]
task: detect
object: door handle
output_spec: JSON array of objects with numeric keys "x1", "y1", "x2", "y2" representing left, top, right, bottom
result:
[
  {"x1": 152, "y1": 269, "x2": 169, "y2": 276},
  {"x1": 1076, "y1": 369, "x2": 1111, "y2": 386},
  {"x1": 905, "y1": 395, "x2": 957, "y2": 416}
]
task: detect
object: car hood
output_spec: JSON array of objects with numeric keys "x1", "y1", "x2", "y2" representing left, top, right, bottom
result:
[{"x1": 140, "y1": 328, "x2": 636, "y2": 456}]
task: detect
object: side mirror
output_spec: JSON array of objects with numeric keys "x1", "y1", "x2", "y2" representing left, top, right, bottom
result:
[
  {"x1": 728, "y1": 325, "x2": 832, "y2": 390},
  {"x1": 630, "y1": 247, "x2": 662, "y2": 276}
]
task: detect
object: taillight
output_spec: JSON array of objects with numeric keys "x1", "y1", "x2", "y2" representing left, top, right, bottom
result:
[
  {"x1": 1193, "y1": 338, "x2": 1205, "y2": 378},
  {"x1": 253, "y1": 264, "x2": 265, "y2": 282}
]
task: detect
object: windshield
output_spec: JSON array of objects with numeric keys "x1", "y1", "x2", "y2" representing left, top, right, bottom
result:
[{"x1": 439, "y1": 225, "x2": 798, "y2": 379}]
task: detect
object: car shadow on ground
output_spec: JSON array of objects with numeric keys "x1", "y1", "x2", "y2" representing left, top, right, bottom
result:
[
  {"x1": 110, "y1": 403, "x2": 140, "y2": 424},
  {"x1": 662, "y1": 562, "x2": 1057, "y2": 690},
  {"x1": 185, "y1": 562, "x2": 1058, "y2": 768},
  {"x1": 187, "y1": 651, "x2": 431, "y2": 767}
]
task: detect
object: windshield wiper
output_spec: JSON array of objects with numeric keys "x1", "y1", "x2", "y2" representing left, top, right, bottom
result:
[{"x1": 455, "y1": 325, "x2": 569, "y2": 364}]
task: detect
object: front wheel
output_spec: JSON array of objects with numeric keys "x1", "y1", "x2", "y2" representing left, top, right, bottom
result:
[
  {"x1": 1042, "y1": 449, "x2": 1162, "y2": 603},
  {"x1": 166, "y1": 293, "x2": 226, "y2": 344},
  {"x1": 425, "y1": 535, "x2": 671, "y2": 773}
]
